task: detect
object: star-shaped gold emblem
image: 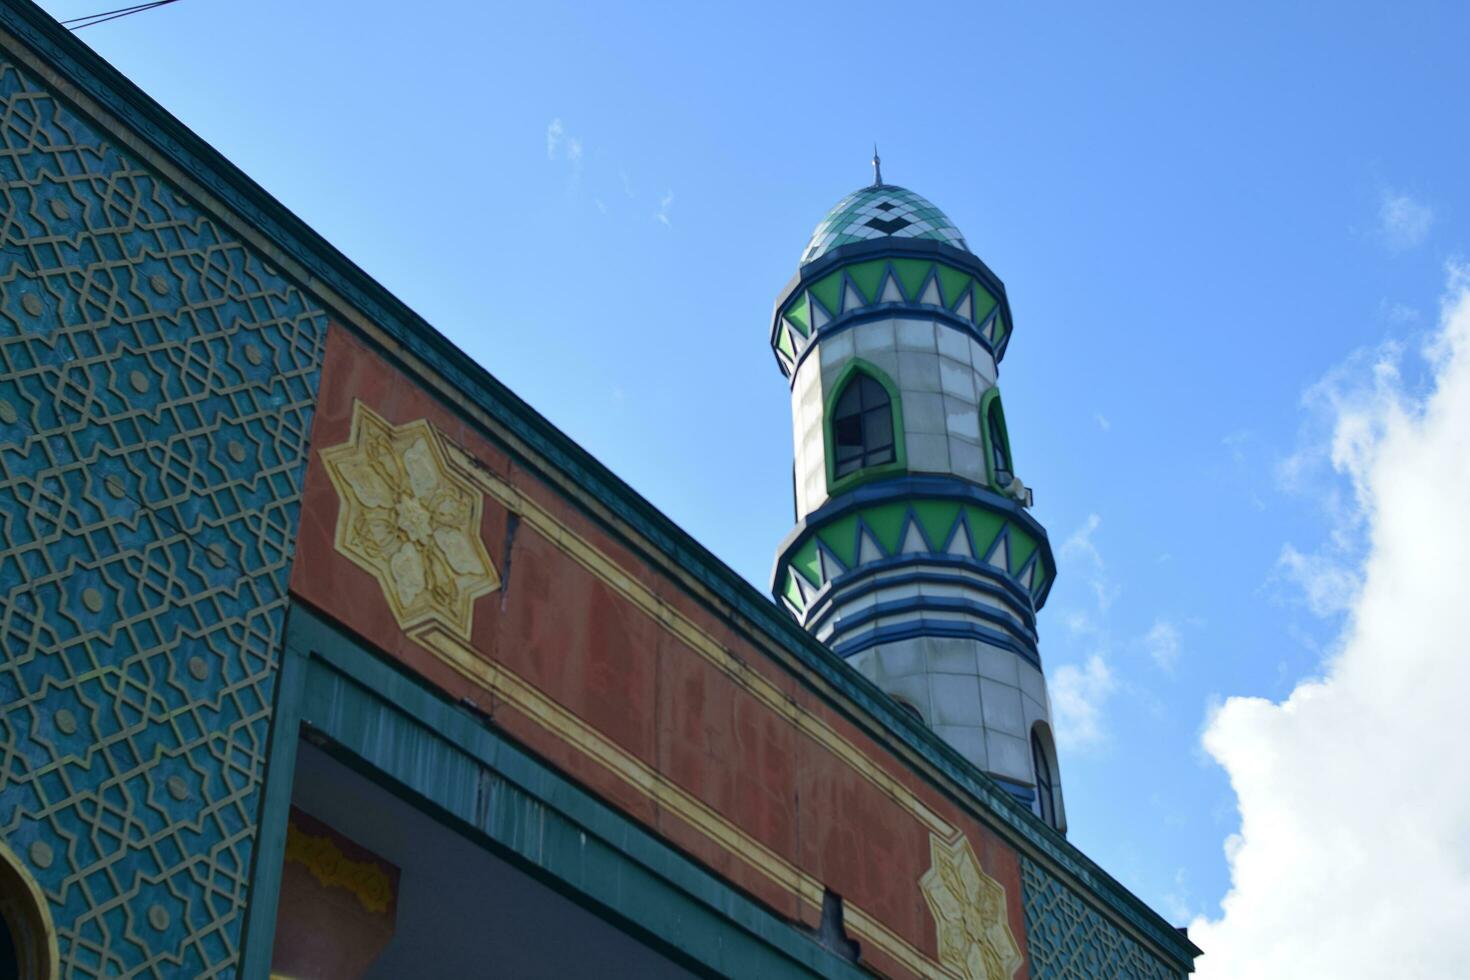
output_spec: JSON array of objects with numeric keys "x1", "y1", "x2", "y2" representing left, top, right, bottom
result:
[
  {"x1": 920, "y1": 833, "x2": 1023, "y2": 980},
  {"x1": 320, "y1": 402, "x2": 499, "y2": 642}
]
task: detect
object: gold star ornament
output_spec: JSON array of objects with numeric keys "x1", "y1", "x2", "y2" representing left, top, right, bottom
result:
[
  {"x1": 919, "y1": 833, "x2": 1023, "y2": 980},
  {"x1": 320, "y1": 402, "x2": 500, "y2": 642}
]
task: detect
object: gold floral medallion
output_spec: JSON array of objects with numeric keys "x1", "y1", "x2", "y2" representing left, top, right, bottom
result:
[
  {"x1": 920, "y1": 833, "x2": 1023, "y2": 980},
  {"x1": 320, "y1": 402, "x2": 499, "y2": 642}
]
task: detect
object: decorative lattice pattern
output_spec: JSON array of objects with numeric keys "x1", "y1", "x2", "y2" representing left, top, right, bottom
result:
[
  {"x1": 1021, "y1": 857, "x2": 1183, "y2": 980},
  {"x1": 0, "y1": 58, "x2": 326, "y2": 977},
  {"x1": 802, "y1": 184, "x2": 969, "y2": 265}
]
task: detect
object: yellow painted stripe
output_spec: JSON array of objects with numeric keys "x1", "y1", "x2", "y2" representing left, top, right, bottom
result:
[
  {"x1": 445, "y1": 443, "x2": 957, "y2": 841},
  {"x1": 432, "y1": 443, "x2": 964, "y2": 976},
  {"x1": 416, "y1": 622, "x2": 951, "y2": 977}
]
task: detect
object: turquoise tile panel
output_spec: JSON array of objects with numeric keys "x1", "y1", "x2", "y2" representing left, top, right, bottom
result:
[
  {"x1": 0, "y1": 56, "x2": 326, "y2": 977},
  {"x1": 1021, "y1": 856, "x2": 1185, "y2": 980}
]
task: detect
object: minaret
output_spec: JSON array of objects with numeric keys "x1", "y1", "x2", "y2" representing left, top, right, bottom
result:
[{"x1": 770, "y1": 166, "x2": 1066, "y2": 830}]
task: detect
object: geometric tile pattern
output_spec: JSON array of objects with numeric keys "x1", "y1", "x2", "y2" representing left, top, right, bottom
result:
[
  {"x1": 0, "y1": 57, "x2": 326, "y2": 977},
  {"x1": 1021, "y1": 857, "x2": 1184, "y2": 980},
  {"x1": 801, "y1": 184, "x2": 969, "y2": 265},
  {"x1": 772, "y1": 255, "x2": 1008, "y2": 370},
  {"x1": 779, "y1": 497, "x2": 1050, "y2": 615}
]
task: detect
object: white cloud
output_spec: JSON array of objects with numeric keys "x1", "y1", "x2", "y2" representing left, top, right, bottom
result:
[
  {"x1": 1381, "y1": 299, "x2": 1421, "y2": 324},
  {"x1": 655, "y1": 190, "x2": 674, "y2": 228},
  {"x1": 1379, "y1": 190, "x2": 1433, "y2": 251},
  {"x1": 1221, "y1": 429, "x2": 1250, "y2": 466},
  {"x1": 1161, "y1": 866, "x2": 1194, "y2": 924},
  {"x1": 1142, "y1": 619, "x2": 1182, "y2": 671},
  {"x1": 1062, "y1": 513, "x2": 1120, "y2": 611},
  {"x1": 1095, "y1": 413, "x2": 1111, "y2": 432},
  {"x1": 1050, "y1": 654, "x2": 1115, "y2": 749},
  {"x1": 546, "y1": 118, "x2": 583, "y2": 163},
  {"x1": 1191, "y1": 267, "x2": 1470, "y2": 978},
  {"x1": 1271, "y1": 542, "x2": 1360, "y2": 616}
]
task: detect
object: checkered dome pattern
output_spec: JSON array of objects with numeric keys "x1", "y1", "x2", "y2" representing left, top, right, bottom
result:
[{"x1": 801, "y1": 185, "x2": 970, "y2": 265}]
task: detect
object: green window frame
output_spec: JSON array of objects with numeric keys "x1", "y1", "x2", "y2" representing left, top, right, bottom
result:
[
  {"x1": 980, "y1": 387, "x2": 1014, "y2": 491},
  {"x1": 824, "y1": 359, "x2": 907, "y2": 496}
]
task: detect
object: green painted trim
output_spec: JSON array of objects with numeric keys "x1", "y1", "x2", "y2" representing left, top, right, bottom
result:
[
  {"x1": 911, "y1": 499, "x2": 961, "y2": 551},
  {"x1": 286, "y1": 607, "x2": 865, "y2": 980},
  {"x1": 1009, "y1": 526, "x2": 1038, "y2": 577},
  {"x1": 776, "y1": 497, "x2": 1045, "y2": 599},
  {"x1": 963, "y1": 505, "x2": 1006, "y2": 560},
  {"x1": 823, "y1": 359, "x2": 907, "y2": 498},
  {"x1": 785, "y1": 293, "x2": 810, "y2": 336},
  {"x1": 813, "y1": 512, "x2": 859, "y2": 570},
  {"x1": 239, "y1": 628, "x2": 310, "y2": 979},
  {"x1": 776, "y1": 322, "x2": 795, "y2": 359},
  {"x1": 791, "y1": 537, "x2": 822, "y2": 588},
  {"x1": 862, "y1": 500, "x2": 910, "y2": 555},
  {"x1": 973, "y1": 286, "x2": 999, "y2": 325},
  {"x1": 980, "y1": 386, "x2": 1014, "y2": 491},
  {"x1": 0, "y1": 6, "x2": 1194, "y2": 964},
  {"x1": 781, "y1": 570, "x2": 806, "y2": 612},
  {"x1": 890, "y1": 258, "x2": 931, "y2": 301},
  {"x1": 844, "y1": 260, "x2": 887, "y2": 304},
  {"x1": 808, "y1": 272, "x2": 843, "y2": 319},
  {"x1": 935, "y1": 264, "x2": 971, "y2": 311}
]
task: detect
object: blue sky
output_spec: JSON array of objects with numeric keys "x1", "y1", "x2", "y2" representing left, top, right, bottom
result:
[{"x1": 46, "y1": 0, "x2": 1470, "y2": 950}]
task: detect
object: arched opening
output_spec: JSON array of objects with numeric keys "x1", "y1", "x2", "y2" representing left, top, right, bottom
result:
[
  {"x1": 1030, "y1": 724, "x2": 1062, "y2": 832},
  {"x1": 982, "y1": 390, "x2": 1013, "y2": 489},
  {"x1": 831, "y1": 372, "x2": 896, "y2": 478},
  {"x1": 0, "y1": 841, "x2": 58, "y2": 980}
]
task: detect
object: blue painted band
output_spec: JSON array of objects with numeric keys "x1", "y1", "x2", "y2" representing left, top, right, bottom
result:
[
  {"x1": 815, "y1": 597, "x2": 1041, "y2": 668},
  {"x1": 802, "y1": 564, "x2": 1039, "y2": 639},
  {"x1": 991, "y1": 776, "x2": 1038, "y2": 807},
  {"x1": 831, "y1": 616, "x2": 1042, "y2": 669}
]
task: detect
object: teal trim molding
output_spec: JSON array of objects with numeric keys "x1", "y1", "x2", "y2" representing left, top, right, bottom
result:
[
  {"x1": 823, "y1": 358, "x2": 907, "y2": 497},
  {"x1": 243, "y1": 606, "x2": 867, "y2": 980},
  {"x1": 0, "y1": 4, "x2": 1197, "y2": 971}
]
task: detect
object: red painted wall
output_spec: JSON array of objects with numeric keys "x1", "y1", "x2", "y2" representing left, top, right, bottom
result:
[{"x1": 291, "y1": 325, "x2": 1030, "y2": 978}]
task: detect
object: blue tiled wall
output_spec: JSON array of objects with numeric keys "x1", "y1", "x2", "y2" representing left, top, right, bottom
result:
[
  {"x1": 0, "y1": 56, "x2": 325, "y2": 976},
  {"x1": 1022, "y1": 856, "x2": 1184, "y2": 980}
]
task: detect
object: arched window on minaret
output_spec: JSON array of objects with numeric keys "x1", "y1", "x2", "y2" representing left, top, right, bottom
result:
[
  {"x1": 1032, "y1": 725, "x2": 1060, "y2": 831},
  {"x1": 831, "y1": 371, "x2": 896, "y2": 478},
  {"x1": 981, "y1": 389, "x2": 1014, "y2": 490}
]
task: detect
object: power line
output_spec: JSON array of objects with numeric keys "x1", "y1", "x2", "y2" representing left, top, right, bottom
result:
[{"x1": 63, "y1": 0, "x2": 182, "y2": 30}]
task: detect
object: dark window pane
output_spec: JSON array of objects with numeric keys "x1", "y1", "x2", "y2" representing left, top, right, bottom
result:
[
  {"x1": 1032, "y1": 732, "x2": 1055, "y2": 828},
  {"x1": 864, "y1": 409, "x2": 893, "y2": 451},
  {"x1": 831, "y1": 373, "x2": 895, "y2": 479},
  {"x1": 989, "y1": 407, "x2": 1009, "y2": 473}
]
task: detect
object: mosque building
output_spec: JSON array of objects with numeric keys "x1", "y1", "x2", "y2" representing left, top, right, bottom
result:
[{"x1": 0, "y1": 1, "x2": 1200, "y2": 976}]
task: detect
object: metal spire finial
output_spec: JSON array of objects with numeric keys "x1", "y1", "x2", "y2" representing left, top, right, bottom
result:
[{"x1": 872, "y1": 144, "x2": 883, "y2": 186}]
